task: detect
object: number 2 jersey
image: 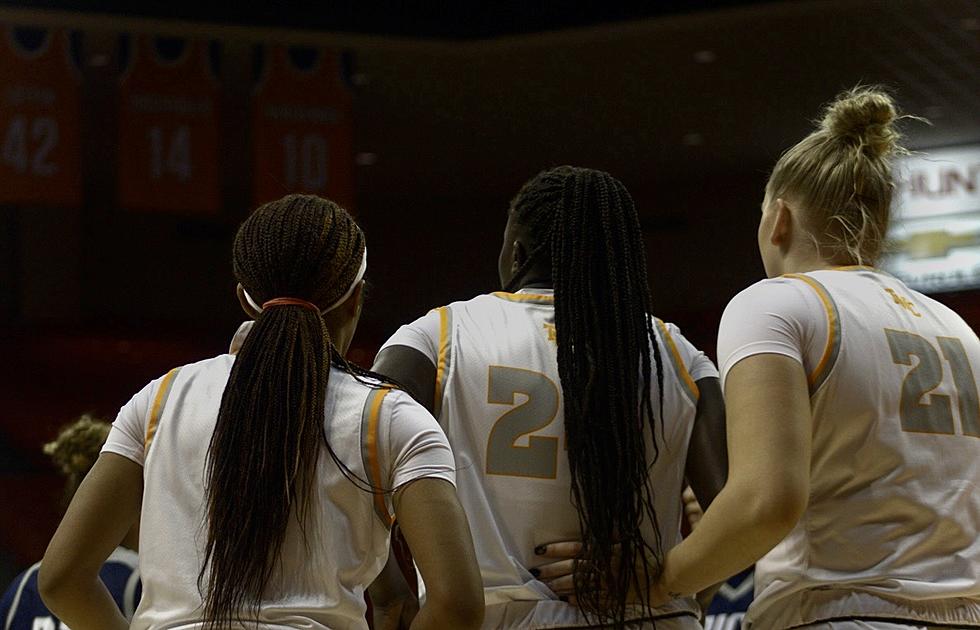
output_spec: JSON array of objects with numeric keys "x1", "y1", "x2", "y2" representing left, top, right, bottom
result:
[
  {"x1": 381, "y1": 288, "x2": 718, "y2": 628},
  {"x1": 717, "y1": 267, "x2": 980, "y2": 629}
]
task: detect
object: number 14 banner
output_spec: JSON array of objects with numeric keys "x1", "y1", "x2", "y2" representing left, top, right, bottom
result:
[
  {"x1": 117, "y1": 36, "x2": 220, "y2": 214},
  {"x1": 251, "y1": 46, "x2": 354, "y2": 211}
]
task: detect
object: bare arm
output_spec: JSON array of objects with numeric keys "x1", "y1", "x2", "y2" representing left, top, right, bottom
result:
[
  {"x1": 393, "y1": 478, "x2": 484, "y2": 630},
  {"x1": 685, "y1": 376, "x2": 727, "y2": 510},
  {"x1": 373, "y1": 346, "x2": 437, "y2": 414},
  {"x1": 39, "y1": 453, "x2": 142, "y2": 630},
  {"x1": 657, "y1": 354, "x2": 811, "y2": 599}
]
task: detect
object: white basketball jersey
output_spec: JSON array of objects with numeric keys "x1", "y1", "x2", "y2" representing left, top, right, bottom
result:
[
  {"x1": 102, "y1": 356, "x2": 455, "y2": 630},
  {"x1": 724, "y1": 268, "x2": 980, "y2": 629},
  {"x1": 385, "y1": 288, "x2": 714, "y2": 628}
]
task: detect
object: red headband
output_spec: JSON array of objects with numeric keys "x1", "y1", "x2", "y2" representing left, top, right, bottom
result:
[{"x1": 261, "y1": 297, "x2": 321, "y2": 312}]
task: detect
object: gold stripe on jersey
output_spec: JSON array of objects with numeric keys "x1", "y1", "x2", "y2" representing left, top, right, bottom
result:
[
  {"x1": 361, "y1": 387, "x2": 394, "y2": 528},
  {"x1": 434, "y1": 306, "x2": 453, "y2": 419},
  {"x1": 784, "y1": 273, "x2": 841, "y2": 393},
  {"x1": 144, "y1": 367, "x2": 181, "y2": 452},
  {"x1": 490, "y1": 291, "x2": 555, "y2": 305},
  {"x1": 655, "y1": 319, "x2": 699, "y2": 405}
]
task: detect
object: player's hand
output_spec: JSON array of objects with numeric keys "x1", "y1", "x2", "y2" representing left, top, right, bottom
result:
[
  {"x1": 535, "y1": 541, "x2": 672, "y2": 608},
  {"x1": 371, "y1": 596, "x2": 419, "y2": 630},
  {"x1": 530, "y1": 541, "x2": 582, "y2": 600},
  {"x1": 682, "y1": 486, "x2": 704, "y2": 530}
]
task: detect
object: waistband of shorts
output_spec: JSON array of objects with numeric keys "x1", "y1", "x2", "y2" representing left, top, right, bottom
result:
[
  {"x1": 745, "y1": 588, "x2": 980, "y2": 629},
  {"x1": 482, "y1": 595, "x2": 700, "y2": 629}
]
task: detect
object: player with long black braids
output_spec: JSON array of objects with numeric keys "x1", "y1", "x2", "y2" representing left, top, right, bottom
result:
[
  {"x1": 39, "y1": 194, "x2": 483, "y2": 630},
  {"x1": 372, "y1": 167, "x2": 727, "y2": 628}
]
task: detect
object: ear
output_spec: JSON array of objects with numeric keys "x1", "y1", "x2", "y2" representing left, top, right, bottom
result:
[
  {"x1": 770, "y1": 198, "x2": 794, "y2": 249},
  {"x1": 511, "y1": 240, "x2": 527, "y2": 276},
  {"x1": 236, "y1": 283, "x2": 261, "y2": 319}
]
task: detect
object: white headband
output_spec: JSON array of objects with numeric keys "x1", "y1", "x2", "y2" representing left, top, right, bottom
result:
[{"x1": 244, "y1": 248, "x2": 368, "y2": 315}]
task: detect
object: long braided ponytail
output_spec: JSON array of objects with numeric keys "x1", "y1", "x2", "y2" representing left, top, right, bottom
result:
[
  {"x1": 506, "y1": 167, "x2": 665, "y2": 626},
  {"x1": 200, "y1": 194, "x2": 370, "y2": 628}
]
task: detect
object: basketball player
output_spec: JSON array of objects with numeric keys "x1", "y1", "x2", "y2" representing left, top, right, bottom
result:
[
  {"x1": 38, "y1": 195, "x2": 484, "y2": 630},
  {"x1": 653, "y1": 87, "x2": 980, "y2": 628},
  {"x1": 1, "y1": 416, "x2": 140, "y2": 629},
  {"x1": 372, "y1": 166, "x2": 727, "y2": 628}
]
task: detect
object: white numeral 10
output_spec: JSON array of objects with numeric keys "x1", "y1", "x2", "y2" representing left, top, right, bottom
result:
[
  {"x1": 282, "y1": 133, "x2": 328, "y2": 191},
  {"x1": 148, "y1": 125, "x2": 191, "y2": 182}
]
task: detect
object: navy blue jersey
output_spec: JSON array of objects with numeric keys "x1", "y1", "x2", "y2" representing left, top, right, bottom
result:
[
  {"x1": 0, "y1": 548, "x2": 140, "y2": 629},
  {"x1": 705, "y1": 568, "x2": 753, "y2": 630}
]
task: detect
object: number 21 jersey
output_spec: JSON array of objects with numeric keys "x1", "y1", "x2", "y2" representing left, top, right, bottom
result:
[{"x1": 717, "y1": 267, "x2": 980, "y2": 629}]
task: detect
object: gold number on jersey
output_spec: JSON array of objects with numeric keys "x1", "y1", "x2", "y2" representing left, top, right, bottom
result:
[
  {"x1": 485, "y1": 365, "x2": 560, "y2": 479},
  {"x1": 885, "y1": 329, "x2": 980, "y2": 436}
]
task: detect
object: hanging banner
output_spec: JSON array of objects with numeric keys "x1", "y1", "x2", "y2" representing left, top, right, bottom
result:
[
  {"x1": 882, "y1": 145, "x2": 980, "y2": 293},
  {"x1": 251, "y1": 46, "x2": 354, "y2": 211},
  {"x1": 117, "y1": 36, "x2": 220, "y2": 214},
  {"x1": 0, "y1": 25, "x2": 81, "y2": 206}
]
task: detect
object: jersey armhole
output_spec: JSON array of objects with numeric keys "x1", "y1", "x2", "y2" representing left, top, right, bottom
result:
[
  {"x1": 782, "y1": 274, "x2": 841, "y2": 394},
  {"x1": 360, "y1": 387, "x2": 395, "y2": 530},
  {"x1": 432, "y1": 306, "x2": 454, "y2": 420},
  {"x1": 143, "y1": 367, "x2": 182, "y2": 456},
  {"x1": 654, "y1": 318, "x2": 700, "y2": 405}
]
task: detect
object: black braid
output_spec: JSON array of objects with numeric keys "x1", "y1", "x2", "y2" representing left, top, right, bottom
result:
[
  {"x1": 506, "y1": 167, "x2": 665, "y2": 627},
  {"x1": 199, "y1": 194, "x2": 397, "y2": 629}
]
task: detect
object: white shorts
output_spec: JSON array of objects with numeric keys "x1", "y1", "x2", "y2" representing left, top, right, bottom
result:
[
  {"x1": 796, "y1": 621, "x2": 947, "y2": 630},
  {"x1": 481, "y1": 600, "x2": 702, "y2": 629}
]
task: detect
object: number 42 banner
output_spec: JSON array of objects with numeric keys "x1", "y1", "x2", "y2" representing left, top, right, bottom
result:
[{"x1": 0, "y1": 25, "x2": 82, "y2": 207}]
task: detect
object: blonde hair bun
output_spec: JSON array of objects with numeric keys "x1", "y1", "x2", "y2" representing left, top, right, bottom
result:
[
  {"x1": 821, "y1": 86, "x2": 900, "y2": 159},
  {"x1": 43, "y1": 414, "x2": 112, "y2": 478}
]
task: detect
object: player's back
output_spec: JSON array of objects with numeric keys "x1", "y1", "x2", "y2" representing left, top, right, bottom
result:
[
  {"x1": 749, "y1": 267, "x2": 980, "y2": 628},
  {"x1": 430, "y1": 288, "x2": 706, "y2": 627},
  {"x1": 127, "y1": 356, "x2": 418, "y2": 630}
]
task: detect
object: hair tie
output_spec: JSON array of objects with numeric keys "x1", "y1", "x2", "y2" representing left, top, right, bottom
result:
[{"x1": 261, "y1": 297, "x2": 321, "y2": 312}]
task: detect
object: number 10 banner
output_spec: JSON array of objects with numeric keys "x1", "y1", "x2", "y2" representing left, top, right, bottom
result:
[
  {"x1": 0, "y1": 25, "x2": 82, "y2": 207},
  {"x1": 117, "y1": 36, "x2": 220, "y2": 214},
  {"x1": 251, "y1": 46, "x2": 354, "y2": 211}
]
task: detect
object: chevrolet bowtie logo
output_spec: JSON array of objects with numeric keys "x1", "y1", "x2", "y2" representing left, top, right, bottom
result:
[{"x1": 893, "y1": 231, "x2": 980, "y2": 260}]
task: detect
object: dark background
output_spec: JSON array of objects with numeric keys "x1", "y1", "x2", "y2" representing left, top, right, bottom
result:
[{"x1": 1, "y1": 0, "x2": 979, "y2": 584}]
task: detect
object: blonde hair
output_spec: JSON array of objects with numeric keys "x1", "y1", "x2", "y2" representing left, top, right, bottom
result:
[
  {"x1": 43, "y1": 414, "x2": 112, "y2": 503},
  {"x1": 767, "y1": 85, "x2": 912, "y2": 265}
]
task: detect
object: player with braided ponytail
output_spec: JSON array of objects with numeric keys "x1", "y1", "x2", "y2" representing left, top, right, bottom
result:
[
  {"x1": 374, "y1": 167, "x2": 726, "y2": 628},
  {"x1": 40, "y1": 194, "x2": 483, "y2": 630}
]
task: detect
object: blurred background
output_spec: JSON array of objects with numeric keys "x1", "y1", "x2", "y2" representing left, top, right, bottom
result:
[{"x1": 0, "y1": 0, "x2": 978, "y2": 604}]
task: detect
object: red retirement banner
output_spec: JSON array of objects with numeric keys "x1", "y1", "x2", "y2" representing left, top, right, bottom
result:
[
  {"x1": 117, "y1": 36, "x2": 220, "y2": 214},
  {"x1": 252, "y1": 46, "x2": 354, "y2": 211},
  {"x1": 0, "y1": 25, "x2": 81, "y2": 206}
]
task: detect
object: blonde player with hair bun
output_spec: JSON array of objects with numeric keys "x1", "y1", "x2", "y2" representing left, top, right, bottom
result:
[
  {"x1": 1, "y1": 415, "x2": 141, "y2": 629},
  {"x1": 651, "y1": 87, "x2": 980, "y2": 628}
]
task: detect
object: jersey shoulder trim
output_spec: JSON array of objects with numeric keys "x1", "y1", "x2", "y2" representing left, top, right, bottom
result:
[
  {"x1": 360, "y1": 387, "x2": 395, "y2": 529},
  {"x1": 144, "y1": 367, "x2": 182, "y2": 453},
  {"x1": 782, "y1": 273, "x2": 841, "y2": 393},
  {"x1": 654, "y1": 318, "x2": 699, "y2": 405}
]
